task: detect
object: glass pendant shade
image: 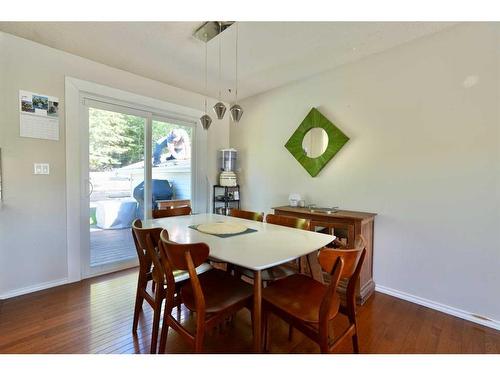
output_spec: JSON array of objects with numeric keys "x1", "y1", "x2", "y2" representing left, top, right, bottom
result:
[
  {"x1": 213, "y1": 102, "x2": 227, "y2": 120},
  {"x1": 230, "y1": 104, "x2": 243, "y2": 122},
  {"x1": 200, "y1": 114, "x2": 212, "y2": 130}
]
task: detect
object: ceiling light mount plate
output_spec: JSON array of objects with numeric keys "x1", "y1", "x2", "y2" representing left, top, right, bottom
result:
[{"x1": 193, "y1": 21, "x2": 235, "y2": 42}]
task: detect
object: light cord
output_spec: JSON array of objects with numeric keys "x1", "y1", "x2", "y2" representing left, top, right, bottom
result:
[
  {"x1": 235, "y1": 22, "x2": 239, "y2": 103},
  {"x1": 218, "y1": 23, "x2": 222, "y2": 100},
  {"x1": 204, "y1": 40, "x2": 208, "y2": 113}
]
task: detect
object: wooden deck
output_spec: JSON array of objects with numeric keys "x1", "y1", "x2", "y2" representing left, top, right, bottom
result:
[
  {"x1": 90, "y1": 228, "x2": 136, "y2": 266},
  {"x1": 0, "y1": 268, "x2": 499, "y2": 354}
]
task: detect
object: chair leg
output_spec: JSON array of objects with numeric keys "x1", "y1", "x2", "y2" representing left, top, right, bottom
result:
[
  {"x1": 263, "y1": 309, "x2": 269, "y2": 352},
  {"x1": 352, "y1": 333, "x2": 360, "y2": 353},
  {"x1": 288, "y1": 325, "x2": 294, "y2": 341},
  {"x1": 319, "y1": 320, "x2": 330, "y2": 354},
  {"x1": 233, "y1": 266, "x2": 242, "y2": 280},
  {"x1": 150, "y1": 289, "x2": 163, "y2": 354},
  {"x1": 158, "y1": 310, "x2": 171, "y2": 354},
  {"x1": 194, "y1": 328, "x2": 205, "y2": 353},
  {"x1": 352, "y1": 324, "x2": 360, "y2": 353},
  {"x1": 194, "y1": 313, "x2": 206, "y2": 353},
  {"x1": 348, "y1": 304, "x2": 359, "y2": 353},
  {"x1": 250, "y1": 308, "x2": 254, "y2": 332},
  {"x1": 132, "y1": 276, "x2": 146, "y2": 333}
]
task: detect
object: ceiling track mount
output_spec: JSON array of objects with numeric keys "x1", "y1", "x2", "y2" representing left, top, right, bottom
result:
[{"x1": 193, "y1": 21, "x2": 235, "y2": 43}]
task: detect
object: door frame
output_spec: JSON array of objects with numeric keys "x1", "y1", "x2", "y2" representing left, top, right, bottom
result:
[
  {"x1": 66, "y1": 77, "x2": 207, "y2": 282},
  {"x1": 81, "y1": 98, "x2": 150, "y2": 278}
]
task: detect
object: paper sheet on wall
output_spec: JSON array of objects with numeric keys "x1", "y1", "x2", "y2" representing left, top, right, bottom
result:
[{"x1": 19, "y1": 90, "x2": 59, "y2": 141}]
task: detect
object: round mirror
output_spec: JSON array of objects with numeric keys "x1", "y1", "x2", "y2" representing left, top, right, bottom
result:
[{"x1": 302, "y1": 128, "x2": 329, "y2": 158}]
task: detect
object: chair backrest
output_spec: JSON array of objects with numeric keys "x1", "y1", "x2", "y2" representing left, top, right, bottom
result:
[
  {"x1": 153, "y1": 205, "x2": 192, "y2": 219},
  {"x1": 131, "y1": 219, "x2": 166, "y2": 283},
  {"x1": 230, "y1": 209, "x2": 264, "y2": 222},
  {"x1": 265, "y1": 214, "x2": 310, "y2": 231},
  {"x1": 131, "y1": 219, "x2": 152, "y2": 273},
  {"x1": 318, "y1": 234, "x2": 367, "y2": 314},
  {"x1": 158, "y1": 230, "x2": 209, "y2": 312},
  {"x1": 318, "y1": 256, "x2": 344, "y2": 325},
  {"x1": 318, "y1": 235, "x2": 366, "y2": 277}
]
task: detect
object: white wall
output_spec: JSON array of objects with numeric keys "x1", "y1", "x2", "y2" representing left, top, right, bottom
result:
[
  {"x1": 0, "y1": 32, "x2": 229, "y2": 297},
  {"x1": 230, "y1": 23, "x2": 500, "y2": 323}
]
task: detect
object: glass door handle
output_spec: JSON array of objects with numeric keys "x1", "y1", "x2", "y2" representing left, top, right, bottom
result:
[{"x1": 87, "y1": 180, "x2": 94, "y2": 197}]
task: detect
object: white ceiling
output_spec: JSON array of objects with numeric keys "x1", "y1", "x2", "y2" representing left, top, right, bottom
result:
[{"x1": 0, "y1": 22, "x2": 455, "y2": 101}]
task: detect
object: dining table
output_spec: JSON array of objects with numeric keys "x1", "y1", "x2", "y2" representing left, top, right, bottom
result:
[{"x1": 142, "y1": 213, "x2": 335, "y2": 352}]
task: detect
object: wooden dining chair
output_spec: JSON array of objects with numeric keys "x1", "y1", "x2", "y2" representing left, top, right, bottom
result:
[
  {"x1": 230, "y1": 209, "x2": 264, "y2": 222},
  {"x1": 157, "y1": 230, "x2": 254, "y2": 353},
  {"x1": 239, "y1": 214, "x2": 311, "y2": 284},
  {"x1": 131, "y1": 220, "x2": 166, "y2": 354},
  {"x1": 266, "y1": 213, "x2": 310, "y2": 231},
  {"x1": 131, "y1": 219, "x2": 210, "y2": 353},
  {"x1": 152, "y1": 205, "x2": 192, "y2": 219},
  {"x1": 262, "y1": 235, "x2": 366, "y2": 353}
]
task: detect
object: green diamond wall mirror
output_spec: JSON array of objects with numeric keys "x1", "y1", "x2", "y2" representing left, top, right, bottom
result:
[{"x1": 285, "y1": 108, "x2": 349, "y2": 177}]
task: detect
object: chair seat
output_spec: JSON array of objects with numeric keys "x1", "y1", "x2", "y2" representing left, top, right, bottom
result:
[
  {"x1": 152, "y1": 263, "x2": 212, "y2": 284},
  {"x1": 174, "y1": 263, "x2": 212, "y2": 283},
  {"x1": 262, "y1": 274, "x2": 328, "y2": 323},
  {"x1": 181, "y1": 269, "x2": 253, "y2": 314},
  {"x1": 240, "y1": 264, "x2": 297, "y2": 282}
]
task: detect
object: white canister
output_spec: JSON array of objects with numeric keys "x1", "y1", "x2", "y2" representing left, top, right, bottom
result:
[{"x1": 288, "y1": 193, "x2": 301, "y2": 207}]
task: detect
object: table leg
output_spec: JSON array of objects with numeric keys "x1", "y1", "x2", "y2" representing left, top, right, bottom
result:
[
  {"x1": 306, "y1": 251, "x2": 325, "y2": 284},
  {"x1": 253, "y1": 270, "x2": 262, "y2": 353}
]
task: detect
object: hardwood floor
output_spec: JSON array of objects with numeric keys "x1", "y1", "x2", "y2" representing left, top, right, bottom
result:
[{"x1": 0, "y1": 268, "x2": 499, "y2": 354}]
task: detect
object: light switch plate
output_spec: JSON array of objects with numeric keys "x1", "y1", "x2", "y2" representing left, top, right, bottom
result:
[{"x1": 34, "y1": 163, "x2": 50, "y2": 175}]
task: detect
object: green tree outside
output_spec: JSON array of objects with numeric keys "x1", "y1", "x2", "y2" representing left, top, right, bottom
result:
[{"x1": 89, "y1": 108, "x2": 192, "y2": 172}]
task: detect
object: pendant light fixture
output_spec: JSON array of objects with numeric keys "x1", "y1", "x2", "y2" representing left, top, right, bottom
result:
[
  {"x1": 230, "y1": 22, "x2": 243, "y2": 123},
  {"x1": 200, "y1": 37, "x2": 212, "y2": 130},
  {"x1": 213, "y1": 23, "x2": 227, "y2": 120}
]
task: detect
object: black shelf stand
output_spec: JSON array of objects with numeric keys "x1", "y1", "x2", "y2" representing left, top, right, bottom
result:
[{"x1": 212, "y1": 185, "x2": 240, "y2": 215}]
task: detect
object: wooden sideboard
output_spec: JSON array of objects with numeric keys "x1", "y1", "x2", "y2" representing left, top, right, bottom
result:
[{"x1": 273, "y1": 206, "x2": 376, "y2": 305}]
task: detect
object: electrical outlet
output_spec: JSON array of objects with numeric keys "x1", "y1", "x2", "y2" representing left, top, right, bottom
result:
[{"x1": 34, "y1": 163, "x2": 50, "y2": 175}]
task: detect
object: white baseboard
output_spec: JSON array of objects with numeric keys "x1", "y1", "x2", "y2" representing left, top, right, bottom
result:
[
  {"x1": 0, "y1": 261, "x2": 139, "y2": 300},
  {"x1": 0, "y1": 278, "x2": 69, "y2": 300},
  {"x1": 375, "y1": 284, "x2": 500, "y2": 331}
]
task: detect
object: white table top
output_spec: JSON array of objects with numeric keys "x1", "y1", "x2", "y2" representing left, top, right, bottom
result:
[{"x1": 142, "y1": 213, "x2": 334, "y2": 271}]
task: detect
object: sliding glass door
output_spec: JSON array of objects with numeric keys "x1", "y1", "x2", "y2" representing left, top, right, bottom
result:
[
  {"x1": 81, "y1": 98, "x2": 194, "y2": 277},
  {"x1": 151, "y1": 119, "x2": 193, "y2": 207},
  {"x1": 88, "y1": 106, "x2": 147, "y2": 270}
]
